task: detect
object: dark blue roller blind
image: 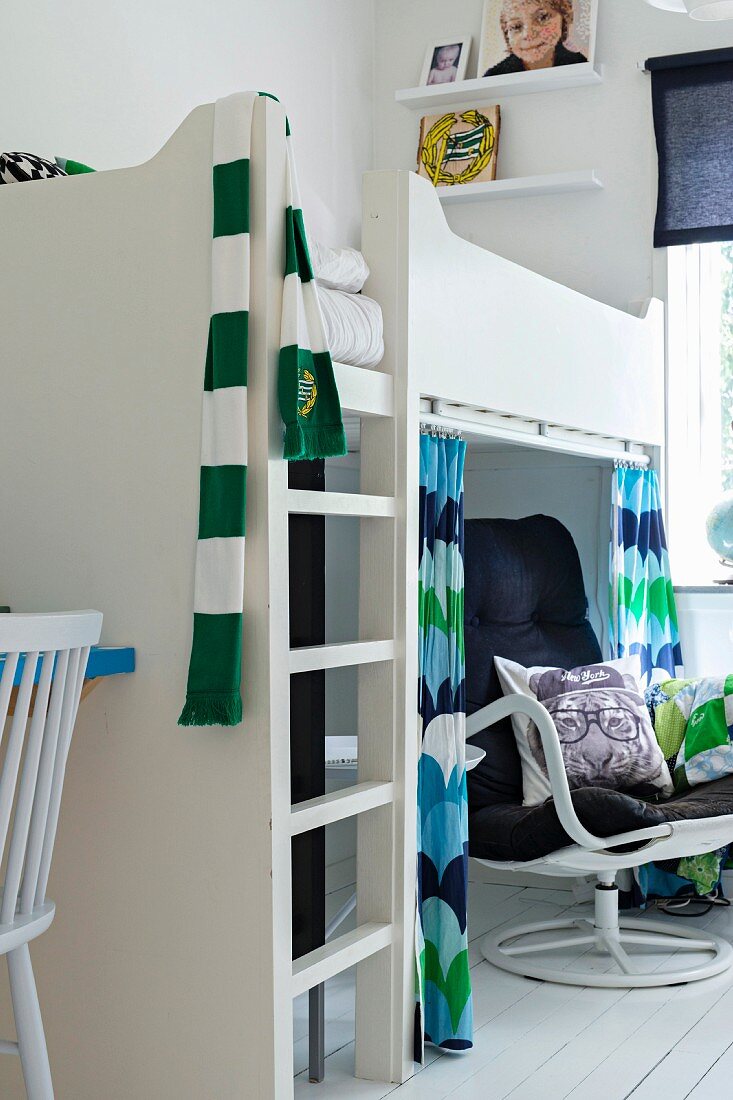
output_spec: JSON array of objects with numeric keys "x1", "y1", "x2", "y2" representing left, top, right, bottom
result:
[{"x1": 649, "y1": 47, "x2": 733, "y2": 248}]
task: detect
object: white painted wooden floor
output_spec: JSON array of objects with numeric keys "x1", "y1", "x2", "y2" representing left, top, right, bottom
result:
[{"x1": 293, "y1": 870, "x2": 733, "y2": 1099}]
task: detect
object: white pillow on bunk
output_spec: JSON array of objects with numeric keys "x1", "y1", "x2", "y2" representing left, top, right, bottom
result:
[
  {"x1": 310, "y1": 240, "x2": 369, "y2": 294},
  {"x1": 494, "y1": 655, "x2": 673, "y2": 807},
  {"x1": 317, "y1": 286, "x2": 384, "y2": 369}
]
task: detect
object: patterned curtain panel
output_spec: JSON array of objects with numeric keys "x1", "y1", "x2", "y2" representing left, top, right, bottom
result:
[
  {"x1": 610, "y1": 465, "x2": 683, "y2": 687},
  {"x1": 416, "y1": 431, "x2": 472, "y2": 1058}
]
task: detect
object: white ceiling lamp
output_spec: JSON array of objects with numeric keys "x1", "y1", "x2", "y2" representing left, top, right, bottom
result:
[{"x1": 644, "y1": 0, "x2": 733, "y2": 18}]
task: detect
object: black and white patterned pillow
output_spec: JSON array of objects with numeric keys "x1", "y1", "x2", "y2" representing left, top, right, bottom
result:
[{"x1": 0, "y1": 152, "x2": 67, "y2": 185}]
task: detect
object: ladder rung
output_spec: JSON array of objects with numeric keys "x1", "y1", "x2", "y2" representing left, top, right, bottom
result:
[
  {"x1": 290, "y1": 781, "x2": 394, "y2": 836},
  {"x1": 289, "y1": 639, "x2": 394, "y2": 674},
  {"x1": 292, "y1": 922, "x2": 393, "y2": 997},
  {"x1": 287, "y1": 490, "x2": 395, "y2": 518},
  {"x1": 332, "y1": 362, "x2": 394, "y2": 418}
]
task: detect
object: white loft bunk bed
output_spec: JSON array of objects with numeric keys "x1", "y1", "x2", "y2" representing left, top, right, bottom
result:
[{"x1": 0, "y1": 96, "x2": 664, "y2": 1099}]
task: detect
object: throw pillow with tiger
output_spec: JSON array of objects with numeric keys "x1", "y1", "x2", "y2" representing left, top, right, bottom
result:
[{"x1": 494, "y1": 657, "x2": 673, "y2": 806}]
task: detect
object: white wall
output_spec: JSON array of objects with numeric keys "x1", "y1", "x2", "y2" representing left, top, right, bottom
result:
[
  {"x1": 325, "y1": 461, "x2": 360, "y2": 882},
  {"x1": 325, "y1": 459, "x2": 360, "y2": 742},
  {"x1": 373, "y1": 0, "x2": 731, "y2": 310},
  {"x1": 677, "y1": 590, "x2": 733, "y2": 676},
  {"x1": 1, "y1": 0, "x2": 375, "y2": 245}
]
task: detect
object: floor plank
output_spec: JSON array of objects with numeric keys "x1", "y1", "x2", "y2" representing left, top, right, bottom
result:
[
  {"x1": 627, "y1": 980, "x2": 733, "y2": 1099},
  {"x1": 508, "y1": 906, "x2": 733, "y2": 1100},
  {"x1": 685, "y1": 1039, "x2": 733, "y2": 1099},
  {"x1": 293, "y1": 883, "x2": 733, "y2": 1100}
]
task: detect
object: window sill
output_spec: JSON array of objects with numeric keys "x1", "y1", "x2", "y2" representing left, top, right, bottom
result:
[{"x1": 674, "y1": 585, "x2": 733, "y2": 594}]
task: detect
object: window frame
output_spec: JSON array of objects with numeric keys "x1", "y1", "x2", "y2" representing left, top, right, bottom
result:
[{"x1": 666, "y1": 242, "x2": 727, "y2": 587}]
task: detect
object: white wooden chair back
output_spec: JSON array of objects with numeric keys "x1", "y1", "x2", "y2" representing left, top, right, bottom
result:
[{"x1": 0, "y1": 612, "x2": 102, "y2": 926}]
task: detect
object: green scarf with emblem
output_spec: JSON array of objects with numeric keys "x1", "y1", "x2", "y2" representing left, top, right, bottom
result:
[{"x1": 179, "y1": 91, "x2": 346, "y2": 728}]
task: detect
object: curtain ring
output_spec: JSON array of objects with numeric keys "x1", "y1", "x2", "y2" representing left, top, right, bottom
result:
[
  {"x1": 420, "y1": 422, "x2": 463, "y2": 440},
  {"x1": 614, "y1": 458, "x2": 647, "y2": 471}
]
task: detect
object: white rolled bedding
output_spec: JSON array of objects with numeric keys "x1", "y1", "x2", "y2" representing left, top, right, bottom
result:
[
  {"x1": 317, "y1": 285, "x2": 384, "y2": 369},
  {"x1": 311, "y1": 240, "x2": 369, "y2": 293}
]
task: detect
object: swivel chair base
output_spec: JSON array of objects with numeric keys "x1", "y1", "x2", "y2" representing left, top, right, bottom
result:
[{"x1": 481, "y1": 875, "x2": 733, "y2": 988}]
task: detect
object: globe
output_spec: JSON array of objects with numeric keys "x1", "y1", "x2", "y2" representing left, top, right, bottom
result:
[{"x1": 706, "y1": 492, "x2": 733, "y2": 564}]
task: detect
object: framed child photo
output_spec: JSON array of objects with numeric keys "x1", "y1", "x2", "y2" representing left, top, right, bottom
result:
[
  {"x1": 419, "y1": 36, "x2": 472, "y2": 87},
  {"x1": 477, "y1": 0, "x2": 597, "y2": 80}
]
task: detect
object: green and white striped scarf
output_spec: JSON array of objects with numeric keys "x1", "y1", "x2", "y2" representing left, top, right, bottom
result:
[{"x1": 179, "y1": 91, "x2": 346, "y2": 728}]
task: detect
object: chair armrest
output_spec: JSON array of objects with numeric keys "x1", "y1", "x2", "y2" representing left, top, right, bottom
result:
[{"x1": 466, "y1": 694, "x2": 670, "y2": 852}]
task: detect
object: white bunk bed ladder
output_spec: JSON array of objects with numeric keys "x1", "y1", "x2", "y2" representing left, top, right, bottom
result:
[
  {"x1": 287, "y1": 363, "x2": 414, "y2": 1087},
  {"x1": 249, "y1": 104, "x2": 413, "y2": 1096}
]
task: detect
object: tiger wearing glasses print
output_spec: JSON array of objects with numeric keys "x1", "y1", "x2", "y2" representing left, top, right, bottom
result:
[{"x1": 526, "y1": 664, "x2": 672, "y2": 795}]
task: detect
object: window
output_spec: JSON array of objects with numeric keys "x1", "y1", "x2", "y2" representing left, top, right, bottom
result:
[{"x1": 667, "y1": 242, "x2": 733, "y2": 585}]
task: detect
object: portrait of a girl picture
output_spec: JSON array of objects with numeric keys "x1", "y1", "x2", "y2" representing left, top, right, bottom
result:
[{"x1": 477, "y1": 0, "x2": 596, "y2": 79}]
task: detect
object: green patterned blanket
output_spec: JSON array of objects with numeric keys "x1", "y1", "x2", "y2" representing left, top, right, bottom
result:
[{"x1": 645, "y1": 677, "x2": 733, "y2": 897}]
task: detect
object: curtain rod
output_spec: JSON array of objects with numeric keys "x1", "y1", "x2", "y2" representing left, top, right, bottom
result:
[
  {"x1": 640, "y1": 45, "x2": 733, "y2": 73},
  {"x1": 420, "y1": 412, "x2": 651, "y2": 466}
]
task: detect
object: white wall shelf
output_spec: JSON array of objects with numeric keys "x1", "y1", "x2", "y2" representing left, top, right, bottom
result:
[
  {"x1": 435, "y1": 169, "x2": 602, "y2": 205},
  {"x1": 395, "y1": 62, "x2": 602, "y2": 111}
]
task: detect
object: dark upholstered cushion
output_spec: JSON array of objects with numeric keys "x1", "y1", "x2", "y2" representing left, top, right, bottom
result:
[
  {"x1": 468, "y1": 774, "x2": 733, "y2": 862},
  {"x1": 465, "y1": 516, "x2": 602, "y2": 811}
]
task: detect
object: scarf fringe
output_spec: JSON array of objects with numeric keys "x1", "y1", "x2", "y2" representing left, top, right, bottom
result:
[
  {"x1": 178, "y1": 693, "x2": 243, "y2": 728},
  {"x1": 284, "y1": 423, "x2": 348, "y2": 461}
]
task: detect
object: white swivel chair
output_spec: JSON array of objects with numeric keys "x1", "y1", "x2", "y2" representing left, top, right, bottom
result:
[
  {"x1": 0, "y1": 611, "x2": 102, "y2": 1099},
  {"x1": 469, "y1": 694, "x2": 733, "y2": 987},
  {"x1": 464, "y1": 516, "x2": 733, "y2": 989}
]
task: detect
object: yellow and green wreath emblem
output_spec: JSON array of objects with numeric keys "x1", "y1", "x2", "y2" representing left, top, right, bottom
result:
[
  {"x1": 421, "y1": 109, "x2": 496, "y2": 188},
  {"x1": 298, "y1": 368, "x2": 318, "y2": 418}
]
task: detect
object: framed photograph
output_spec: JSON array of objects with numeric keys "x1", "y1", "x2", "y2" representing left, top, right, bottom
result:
[
  {"x1": 417, "y1": 107, "x2": 500, "y2": 188},
  {"x1": 477, "y1": 0, "x2": 597, "y2": 80},
  {"x1": 419, "y1": 36, "x2": 472, "y2": 87}
]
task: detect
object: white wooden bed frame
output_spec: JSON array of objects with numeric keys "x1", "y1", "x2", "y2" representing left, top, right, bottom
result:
[{"x1": 0, "y1": 96, "x2": 664, "y2": 1099}]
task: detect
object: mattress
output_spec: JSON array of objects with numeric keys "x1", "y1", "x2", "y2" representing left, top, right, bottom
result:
[{"x1": 317, "y1": 285, "x2": 384, "y2": 370}]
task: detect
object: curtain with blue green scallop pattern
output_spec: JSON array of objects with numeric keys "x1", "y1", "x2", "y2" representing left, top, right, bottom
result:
[
  {"x1": 610, "y1": 465, "x2": 683, "y2": 687},
  {"x1": 416, "y1": 431, "x2": 472, "y2": 1060}
]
